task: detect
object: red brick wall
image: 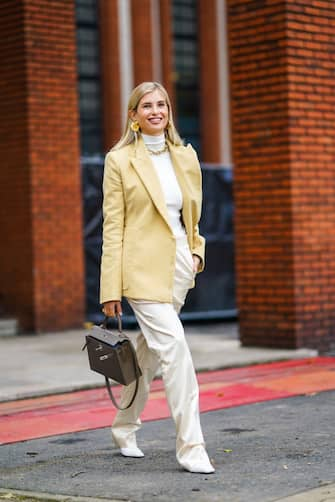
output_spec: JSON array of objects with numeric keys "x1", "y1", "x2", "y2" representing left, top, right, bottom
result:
[
  {"x1": 287, "y1": 0, "x2": 335, "y2": 351},
  {"x1": 0, "y1": 0, "x2": 85, "y2": 332},
  {"x1": 0, "y1": 1, "x2": 34, "y2": 327},
  {"x1": 228, "y1": 0, "x2": 335, "y2": 351}
]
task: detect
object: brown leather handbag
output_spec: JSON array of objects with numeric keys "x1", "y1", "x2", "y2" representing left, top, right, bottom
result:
[{"x1": 83, "y1": 315, "x2": 142, "y2": 410}]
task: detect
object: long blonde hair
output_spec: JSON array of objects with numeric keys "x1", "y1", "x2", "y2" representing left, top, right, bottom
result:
[{"x1": 112, "y1": 82, "x2": 183, "y2": 151}]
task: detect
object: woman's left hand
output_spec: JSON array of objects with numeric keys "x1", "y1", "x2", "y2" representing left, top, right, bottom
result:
[{"x1": 192, "y1": 254, "x2": 201, "y2": 274}]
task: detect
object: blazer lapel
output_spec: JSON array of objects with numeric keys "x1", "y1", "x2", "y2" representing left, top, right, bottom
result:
[{"x1": 129, "y1": 138, "x2": 170, "y2": 227}]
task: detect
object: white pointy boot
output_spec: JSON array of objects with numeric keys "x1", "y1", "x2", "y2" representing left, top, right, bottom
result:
[{"x1": 120, "y1": 447, "x2": 145, "y2": 458}]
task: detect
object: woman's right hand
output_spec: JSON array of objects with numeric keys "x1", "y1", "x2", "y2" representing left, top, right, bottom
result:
[{"x1": 102, "y1": 300, "x2": 123, "y2": 318}]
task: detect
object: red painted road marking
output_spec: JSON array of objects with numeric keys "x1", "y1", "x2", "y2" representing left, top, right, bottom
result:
[{"x1": 0, "y1": 357, "x2": 334, "y2": 445}]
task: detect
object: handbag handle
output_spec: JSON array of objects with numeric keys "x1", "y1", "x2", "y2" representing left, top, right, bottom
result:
[
  {"x1": 102, "y1": 313, "x2": 122, "y2": 333},
  {"x1": 103, "y1": 314, "x2": 141, "y2": 410}
]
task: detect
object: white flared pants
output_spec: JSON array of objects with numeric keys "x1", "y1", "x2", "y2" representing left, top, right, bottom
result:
[{"x1": 112, "y1": 235, "x2": 210, "y2": 469}]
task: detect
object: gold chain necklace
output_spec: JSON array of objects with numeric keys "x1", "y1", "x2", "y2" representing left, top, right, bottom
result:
[{"x1": 146, "y1": 144, "x2": 169, "y2": 156}]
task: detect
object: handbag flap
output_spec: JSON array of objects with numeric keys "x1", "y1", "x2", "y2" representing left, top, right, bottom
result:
[{"x1": 88, "y1": 325, "x2": 129, "y2": 346}]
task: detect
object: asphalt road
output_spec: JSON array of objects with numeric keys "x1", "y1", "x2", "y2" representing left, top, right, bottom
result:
[{"x1": 0, "y1": 390, "x2": 334, "y2": 502}]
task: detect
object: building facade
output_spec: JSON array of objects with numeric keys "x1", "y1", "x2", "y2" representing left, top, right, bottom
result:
[{"x1": 0, "y1": 0, "x2": 334, "y2": 352}]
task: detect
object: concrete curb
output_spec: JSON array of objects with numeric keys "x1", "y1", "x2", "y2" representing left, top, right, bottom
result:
[
  {"x1": 271, "y1": 482, "x2": 335, "y2": 502},
  {"x1": 0, "y1": 319, "x2": 17, "y2": 337},
  {"x1": 0, "y1": 488, "x2": 124, "y2": 502},
  {"x1": 3, "y1": 482, "x2": 334, "y2": 502}
]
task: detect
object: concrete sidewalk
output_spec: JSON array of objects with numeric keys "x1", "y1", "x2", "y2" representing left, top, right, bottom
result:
[{"x1": 0, "y1": 321, "x2": 317, "y2": 402}]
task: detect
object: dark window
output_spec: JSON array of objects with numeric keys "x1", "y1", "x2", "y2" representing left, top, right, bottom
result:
[
  {"x1": 172, "y1": 0, "x2": 201, "y2": 155},
  {"x1": 75, "y1": 0, "x2": 103, "y2": 156}
]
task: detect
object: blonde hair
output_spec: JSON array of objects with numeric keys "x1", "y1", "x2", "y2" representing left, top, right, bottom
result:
[{"x1": 112, "y1": 81, "x2": 183, "y2": 151}]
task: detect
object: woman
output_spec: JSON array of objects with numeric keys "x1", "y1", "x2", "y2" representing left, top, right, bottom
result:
[{"x1": 100, "y1": 81, "x2": 214, "y2": 474}]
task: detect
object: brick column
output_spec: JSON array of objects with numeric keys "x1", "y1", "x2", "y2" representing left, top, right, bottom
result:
[
  {"x1": 198, "y1": 0, "x2": 221, "y2": 162},
  {"x1": 99, "y1": 0, "x2": 175, "y2": 146},
  {"x1": 0, "y1": 0, "x2": 85, "y2": 332},
  {"x1": 100, "y1": 0, "x2": 122, "y2": 150},
  {"x1": 228, "y1": 0, "x2": 335, "y2": 352},
  {"x1": 131, "y1": 0, "x2": 175, "y2": 90},
  {"x1": 159, "y1": 0, "x2": 175, "y2": 107},
  {"x1": 131, "y1": 0, "x2": 154, "y2": 84}
]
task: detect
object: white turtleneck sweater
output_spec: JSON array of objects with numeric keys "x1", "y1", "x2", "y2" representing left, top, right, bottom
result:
[{"x1": 142, "y1": 133, "x2": 186, "y2": 238}]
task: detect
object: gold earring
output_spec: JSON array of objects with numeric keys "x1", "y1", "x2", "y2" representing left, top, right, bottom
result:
[{"x1": 131, "y1": 121, "x2": 140, "y2": 132}]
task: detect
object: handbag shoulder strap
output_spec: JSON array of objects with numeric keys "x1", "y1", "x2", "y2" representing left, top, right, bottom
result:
[
  {"x1": 105, "y1": 374, "x2": 139, "y2": 410},
  {"x1": 104, "y1": 314, "x2": 141, "y2": 410}
]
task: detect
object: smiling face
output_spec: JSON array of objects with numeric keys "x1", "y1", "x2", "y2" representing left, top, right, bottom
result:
[{"x1": 130, "y1": 89, "x2": 169, "y2": 136}]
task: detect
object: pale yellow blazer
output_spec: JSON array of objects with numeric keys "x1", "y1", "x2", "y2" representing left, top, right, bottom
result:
[{"x1": 99, "y1": 137, "x2": 205, "y2": 304}]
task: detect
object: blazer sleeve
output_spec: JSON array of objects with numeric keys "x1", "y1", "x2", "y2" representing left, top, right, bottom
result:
[
  {"x1": 189, "y1": 145, "x2": 206, "y2": 272},
  {"x1": 99, "y1": 152, "x2": 125, "y2": 303}
]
